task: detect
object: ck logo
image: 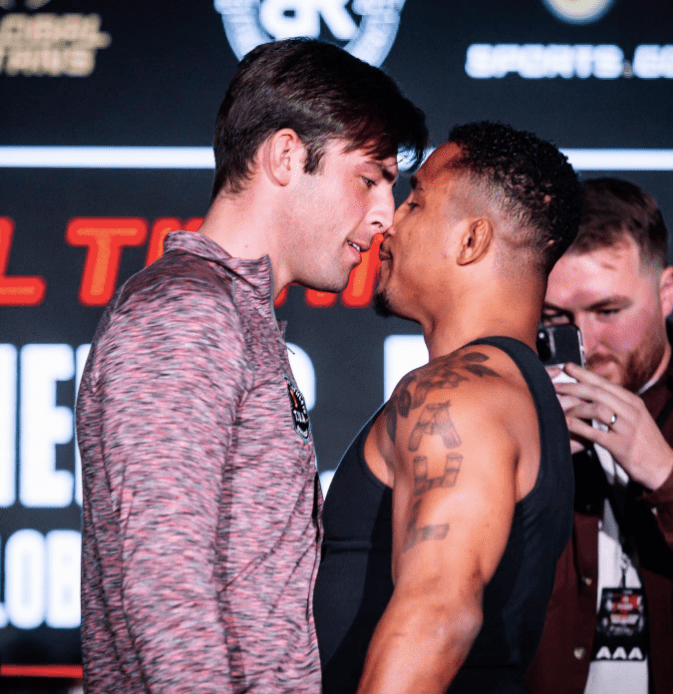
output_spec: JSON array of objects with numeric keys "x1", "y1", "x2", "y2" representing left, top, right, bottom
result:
[{"x1": 214, "y1": 0, "x2": 407, "y2": 67}]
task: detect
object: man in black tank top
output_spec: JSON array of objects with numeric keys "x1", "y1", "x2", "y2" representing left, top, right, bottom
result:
[{"x1": 313, "y1": 122, "x2": 582, "y2": 694}]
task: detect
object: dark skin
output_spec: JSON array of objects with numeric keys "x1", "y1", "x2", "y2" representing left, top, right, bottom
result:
[
  {"x1": 352, "y1": 140, "x2": 548, "y2": 694},
  {"x1": 360, "y1": 345, "x2": 540, "y2": 694}
]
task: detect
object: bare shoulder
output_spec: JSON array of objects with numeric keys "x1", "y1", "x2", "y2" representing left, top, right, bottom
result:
[{"x1": 384, "y1": 343, "x2": 530, "y2": 446}]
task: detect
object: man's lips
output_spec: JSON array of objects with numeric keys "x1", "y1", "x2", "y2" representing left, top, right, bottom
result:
[
  {"x1": 587, "y1": 355, "x2": 619, "y2": 372},
  {"x1": 379, "y1": 245, "x2": 392, "y2": 262}
]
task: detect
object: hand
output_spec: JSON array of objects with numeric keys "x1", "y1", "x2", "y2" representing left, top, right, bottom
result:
[{"x1": 553, "y1": 363, "x2": 673, "y2": 490}]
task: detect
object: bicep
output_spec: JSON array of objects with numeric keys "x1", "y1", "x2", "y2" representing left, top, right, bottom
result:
[{"x1": 390, "y1": 398, "x2": 518, "y2": 600}]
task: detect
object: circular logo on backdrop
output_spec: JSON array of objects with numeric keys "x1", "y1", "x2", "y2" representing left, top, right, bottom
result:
[
  {"x1": 214, "y1": 0, "x2": 407, "y2": 67},
  {"x1": 542, "y1": 0, "x2": 616, "y2": 24}
]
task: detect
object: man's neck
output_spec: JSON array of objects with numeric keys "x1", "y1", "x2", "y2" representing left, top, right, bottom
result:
[
  {"x1": 198, "y1": 186, "x2": 289, "y2": 297},
  {"x1": 424, "y1": 311, "x2": 540, "y2": 362},
  {"x1": 422, "y1": 273, "x2": 546, "y2": 361}
]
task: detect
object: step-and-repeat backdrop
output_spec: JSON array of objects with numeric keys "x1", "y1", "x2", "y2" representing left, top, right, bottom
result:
[{"x1": 2, "y1": 0, "x2": 673, "y2": 671}]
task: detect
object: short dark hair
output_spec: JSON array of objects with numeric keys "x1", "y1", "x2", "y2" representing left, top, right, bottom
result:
[
  {"x1": 567, "y1": 178, "x2": 669, "y2": 270},
  {"x1": 212, "y1": 38, "x2": 428, "y2": 198},
  {"x1": 447, "y1": 121, "x2": 581, "y2": 275}
]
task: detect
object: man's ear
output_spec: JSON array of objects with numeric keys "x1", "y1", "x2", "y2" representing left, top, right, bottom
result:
[
  {"x1": 659, "y1": 266, "x2": 673, "y2": 317},
  {"x1": 265, "y1": 128, "x2": 306, "y2": 186},
  {"x1": 456, "y1": 218, "x2": 493, "y2": 266}
]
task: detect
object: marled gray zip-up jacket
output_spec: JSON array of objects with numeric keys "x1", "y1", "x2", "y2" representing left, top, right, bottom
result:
[{"x1": 77, "y1": 231, "x2": 322, "y2": 693}]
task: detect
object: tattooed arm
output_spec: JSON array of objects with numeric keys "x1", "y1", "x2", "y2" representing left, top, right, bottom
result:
[{"x1": 358, "y1": 349, "x2": 521, "y2": 694}]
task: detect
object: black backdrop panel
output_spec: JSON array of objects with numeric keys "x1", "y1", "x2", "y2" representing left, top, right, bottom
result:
[{"x1": 1, "y1": 0, "x2": 673, "y2": 669}]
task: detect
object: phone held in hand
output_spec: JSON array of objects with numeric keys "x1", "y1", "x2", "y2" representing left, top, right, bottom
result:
[{"x1": 537, "y1": 324, "x2": 586, "y2": 383}]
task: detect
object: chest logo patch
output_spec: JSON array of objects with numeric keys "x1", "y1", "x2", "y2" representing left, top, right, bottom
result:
[{"x1": 285, "y1": 376, "x2": 310, "y2": 441}]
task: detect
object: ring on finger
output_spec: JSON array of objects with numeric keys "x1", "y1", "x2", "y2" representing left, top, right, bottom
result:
[{"x1": 609, "y1": 412, "x2": 618, "y2": 428}]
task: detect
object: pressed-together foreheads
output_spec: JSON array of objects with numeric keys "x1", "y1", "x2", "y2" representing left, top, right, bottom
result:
[
  {"x1": 212, "y1": 38, "x2": 428, "y2": 198},
  {"x1": 567, "y1": 177, "x2": 669, "y2": 271},
  {"x1": 446, "y1": 121, "x2": 581, "y2": 275}
]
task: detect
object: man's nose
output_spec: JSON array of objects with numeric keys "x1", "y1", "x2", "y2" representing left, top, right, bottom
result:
[{"x1": 369, "y1": 188, "x2": 395, "y2": 238}]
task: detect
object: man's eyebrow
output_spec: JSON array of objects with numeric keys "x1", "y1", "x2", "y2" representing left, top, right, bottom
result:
[
  {"x1": 542, "y1": 302, "x2": 570, "y2": 316},
  {"x1": 542, "y1": 296, "x2": 630, "y2": 314},
  {"x1": 375, "y1": 161, "x2": 398, "y2": 184},
  {"x1": 588, "y1": 297, "x2": 630, "y2": 310}
]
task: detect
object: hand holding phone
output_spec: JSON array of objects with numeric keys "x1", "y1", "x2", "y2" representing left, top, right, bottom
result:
[{"x1": 537, "y1": 324, "x2": 586, "y2": 384}]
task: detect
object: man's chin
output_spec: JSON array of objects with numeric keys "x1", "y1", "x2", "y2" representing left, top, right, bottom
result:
[
  {"x1": 373, "y1": 290, "x2": 395, "y2": 318},
  {"x1": 588, "y1": 359, "x2": 641, "y2": 392}
]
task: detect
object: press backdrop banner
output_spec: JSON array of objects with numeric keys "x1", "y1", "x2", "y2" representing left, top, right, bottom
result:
[{"x1": 1, "y1": 0, "x2": 673, "y2": 669}]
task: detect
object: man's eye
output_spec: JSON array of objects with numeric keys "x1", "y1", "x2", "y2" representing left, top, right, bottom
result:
[
  {"x1": 541, "y1": 314, "x2": 569, "y2": 326},
  {"x1": 363, "y1": 177, "x2": 376, "y2": 188},
  {"x1": 598, "y1": 308, "x2": 620, "y2": 317},
  {"x1": 407, "y1": 201, "x2": 418, "y2": 209}
]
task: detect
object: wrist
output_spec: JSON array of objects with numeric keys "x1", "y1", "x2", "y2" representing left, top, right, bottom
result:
[{"x1": 641, "y1": 452, "x2": 673, "y2": 491}]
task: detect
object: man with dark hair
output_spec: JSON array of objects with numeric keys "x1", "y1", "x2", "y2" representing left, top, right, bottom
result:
[
  {"x1": 212, "y1": 38, "x2": 427, "y2": 200},
  {"x1": 76, "y1": 38, "x2": 427, "y2": 694},
  {"x1": 525, "y1": 178, "x2": 673, "y2": 694},
  {"x1": 313, "y1": 121, "x2": 581, "y2": 694}
]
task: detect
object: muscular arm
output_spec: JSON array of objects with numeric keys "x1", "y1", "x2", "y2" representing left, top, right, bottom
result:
[{"x1": 357, "y1": 351, "x2": 520, "y2": 694}]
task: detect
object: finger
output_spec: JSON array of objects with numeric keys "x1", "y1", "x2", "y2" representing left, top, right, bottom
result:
[
  {"x1": 553, "y1": 379, "x2": 627, "y2": 415},
  {"x1": 556, "y1": 394, "x2": 584, "y2": 415},
  {"x1": 563, "y1": 363, "x2": 635, "y2": 405},
  {"x1": 565, "y1": 402, "x2": 625, "y2": 430},
  {"x1": 546, "y1": 366, "x2": 562, "y2": 379},
  {"x1": 569, "y1": 438, "x2": 587, "y2": 455},
  {"x1": 566, "y1": 417, "x2": 613, "y2": 450}
]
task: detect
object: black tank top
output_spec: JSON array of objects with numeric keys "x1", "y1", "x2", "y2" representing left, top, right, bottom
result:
[{"x1": 313, "y1": 336, "x2": 574, "y2": 694}]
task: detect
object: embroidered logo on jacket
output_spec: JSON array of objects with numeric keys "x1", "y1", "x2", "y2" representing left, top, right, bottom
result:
[{"x1": 285, "y1": 376, "x2": 310, "y2": 441}]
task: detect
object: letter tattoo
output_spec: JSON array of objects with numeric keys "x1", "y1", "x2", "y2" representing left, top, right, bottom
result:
[
  {"x1": 408, "y1": 401, "x2": 461, "y2": 452},
  {"x1": 412, "y1": 454, "x2": 463, "y2": 495},
  {"x1": 404, "y1": 499, "x2": 450, "y2": 552},
  {"x1": 386, "y1": 350, "x2": 498, "y2": 445}
]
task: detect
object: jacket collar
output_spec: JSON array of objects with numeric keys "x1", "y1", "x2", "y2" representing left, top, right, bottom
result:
[{"x1": 164, "y1": 230, "x2": 274, "y2": 298}]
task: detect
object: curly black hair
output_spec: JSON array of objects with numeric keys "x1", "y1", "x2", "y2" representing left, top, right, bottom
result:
[{"x1": 447, "y1": 121, "x2": 581, "y2": 275}]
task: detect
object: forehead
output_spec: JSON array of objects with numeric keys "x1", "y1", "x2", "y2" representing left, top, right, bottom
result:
[
  {"x1": 329, "y1": 139, "x2": 398, "y2": 177},
  {"x1": 546, "y1": 238, "x2": 652, "y2": 306},
  {"x1": 414, "y1": 141, "x2": 463, "y2": 187}
]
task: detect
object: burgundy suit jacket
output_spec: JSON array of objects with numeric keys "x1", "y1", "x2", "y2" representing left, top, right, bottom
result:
[{"x1": 524, "y1": 359, "x2": 673, "y2": 693}]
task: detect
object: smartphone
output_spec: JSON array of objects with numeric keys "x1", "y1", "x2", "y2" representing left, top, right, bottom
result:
[{"x1": 536, "y1": 323, "x2": 586, "y2": 368}]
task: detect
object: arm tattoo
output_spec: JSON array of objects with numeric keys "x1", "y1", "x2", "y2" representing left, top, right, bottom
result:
[
  {"x1": 412, "y1": 454, "x2": 463, "y2": 495},
  {"x1": 386, "y1": 372, "x2": 416, "y2": 443},
  {"x1": 403, "y1": 499, "x2": 450, "y2": 552},
  {"x1": 387, "y1": 350, "x2": 499, "y2": 444},
  {"x1": 396, "y1": 351, "x2": 498, "y2": 552},
  {"x1": 408, "y1": 401, "x2": 461, "y2": 452}
]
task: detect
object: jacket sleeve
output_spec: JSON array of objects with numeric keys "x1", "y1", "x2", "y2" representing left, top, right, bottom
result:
[
  {"x1": 90, "y1": 274, "x2": 249, "y2": 692},
  {"x1": 642, "y1": 467, "x2": 673, "y2": 551}
]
